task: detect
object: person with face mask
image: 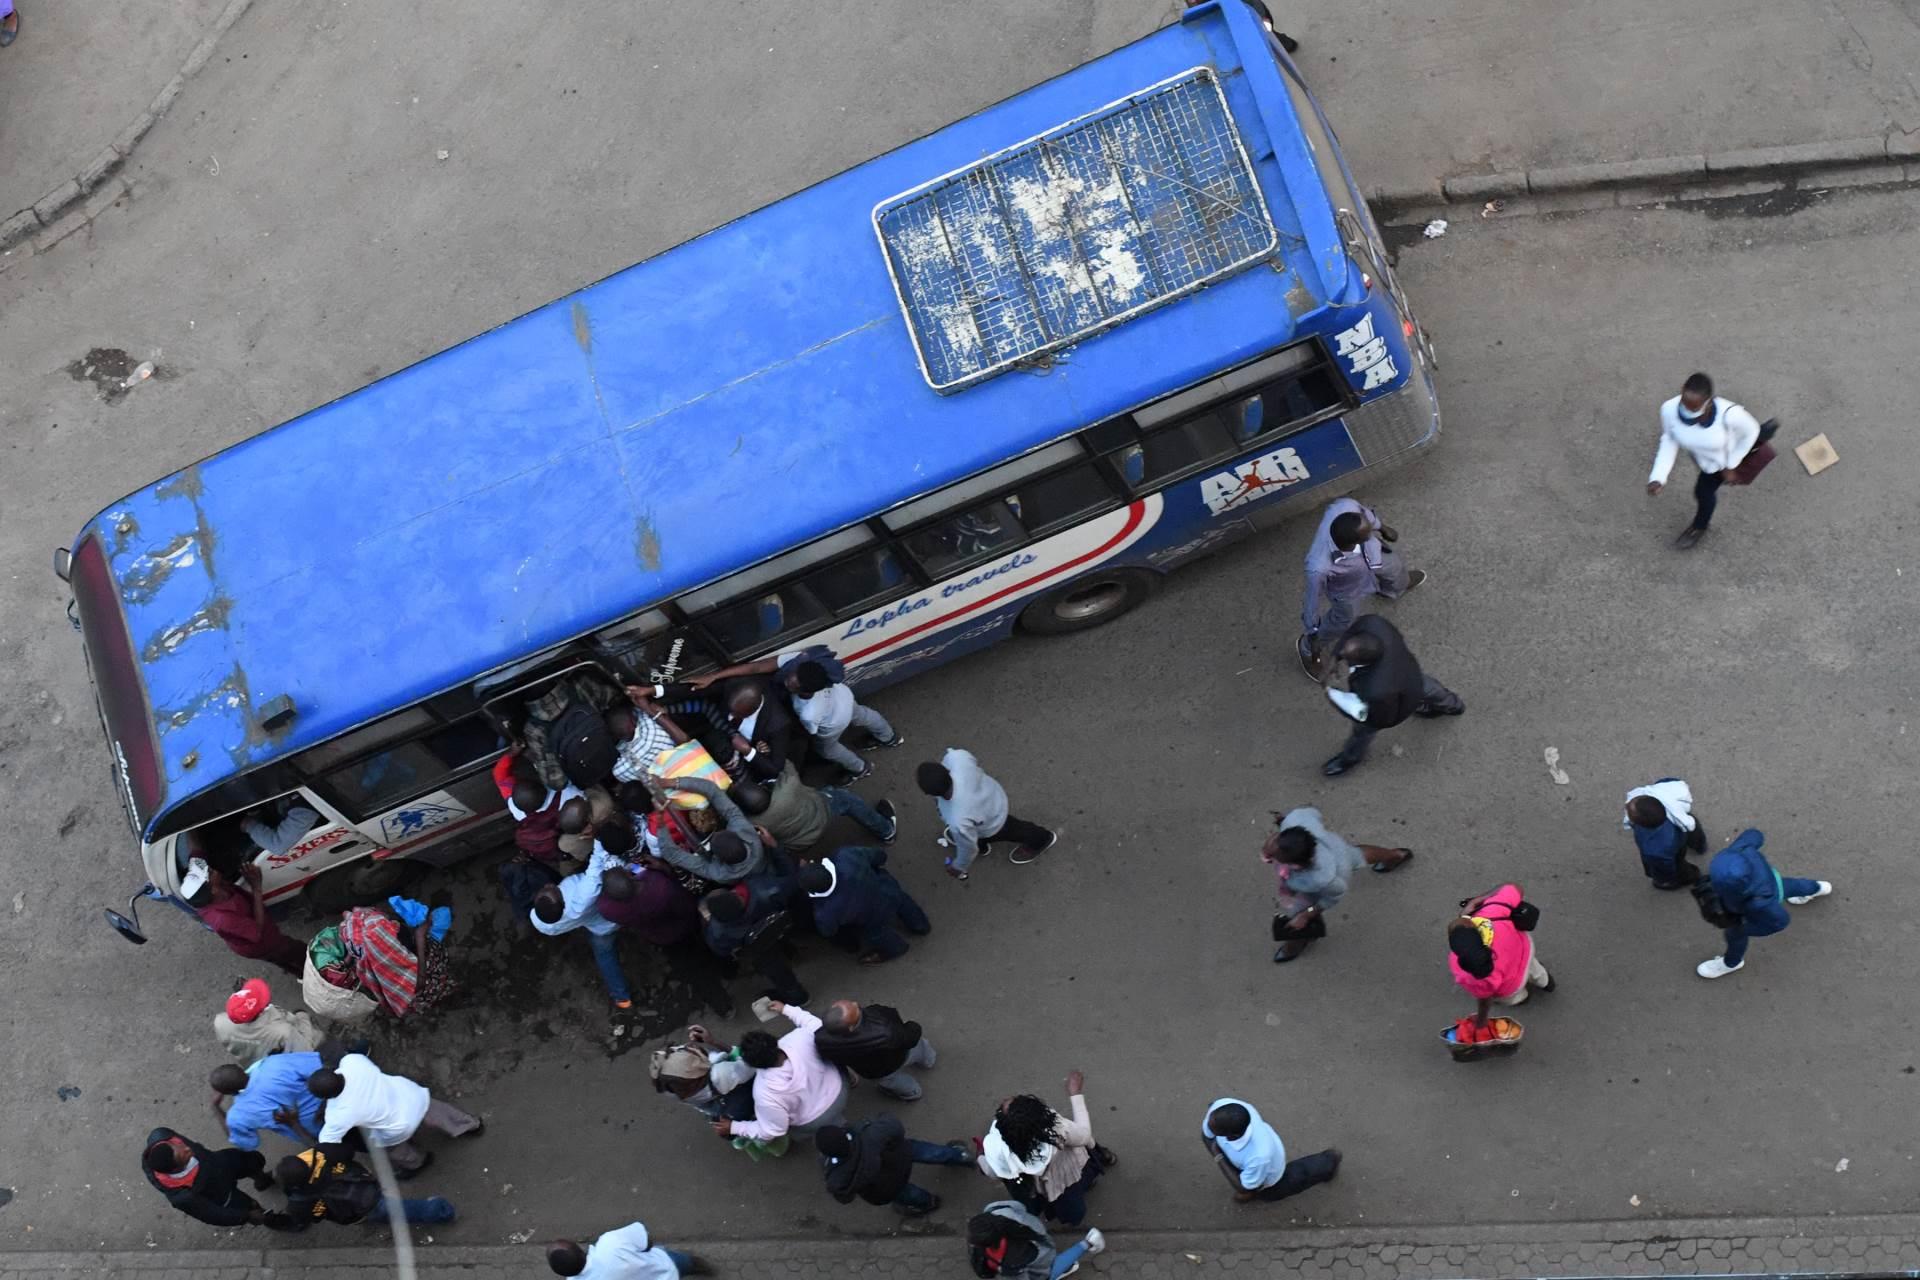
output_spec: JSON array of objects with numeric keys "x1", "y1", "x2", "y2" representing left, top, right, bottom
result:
[{"x1": 1647, "y1": 371, "x2": 1774, "y2": 548}]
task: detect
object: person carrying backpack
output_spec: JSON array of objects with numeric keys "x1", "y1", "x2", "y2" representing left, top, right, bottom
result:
[
  {"x1": 965, "y1": 1201, "x2": 1105, "y2": 1279},
  {"x1": 1694, "y1": 829, "x2": 1832, "y2": 978},
  {"x1": 274, "y1": 1145, "x2": 456, "y2": 1229}
]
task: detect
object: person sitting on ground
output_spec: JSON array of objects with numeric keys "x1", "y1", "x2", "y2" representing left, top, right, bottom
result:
[
  {"x1": 213, "y1": 977, "x2": 321, "y2": 1067},
  {"x1": 978, "y1": 1071, "x2": 1115, "y2": 1227},
  {"x1": 798, "y1": 846, "x2": 929, "y2": 964},
  {"x1": 275, "y1": 1146, "x2": 457, "y2": 1229}
]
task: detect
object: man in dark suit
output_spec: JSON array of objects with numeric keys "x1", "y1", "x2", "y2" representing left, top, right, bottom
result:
[
  {"x1": 799, "y1": 846, "x2": 930, "y2": 964},
  {"x1": 1320, "y1": 615, "x2": 1463, "y2": 777}
]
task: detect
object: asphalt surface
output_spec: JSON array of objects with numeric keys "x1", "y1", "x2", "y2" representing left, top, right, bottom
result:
[{"x1": 4, "y1": 0, "x2": 1920, "y2": 1259}]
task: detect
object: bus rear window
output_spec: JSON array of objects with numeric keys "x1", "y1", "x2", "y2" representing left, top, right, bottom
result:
[{"x1": 70, "y1": 536, "x2": 164, "y2": 833}]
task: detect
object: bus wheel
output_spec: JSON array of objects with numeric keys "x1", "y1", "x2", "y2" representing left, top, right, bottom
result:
[{"x1": 1018, "y1": 568, "x2": 1157, "y2": 635}]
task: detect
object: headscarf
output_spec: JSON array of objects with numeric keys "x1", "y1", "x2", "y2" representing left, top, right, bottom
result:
[{"x1": 1448, "y1": 917, "x2": 1495, "y2": 978}]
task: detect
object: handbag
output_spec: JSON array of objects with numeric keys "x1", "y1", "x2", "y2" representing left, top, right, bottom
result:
[
  {"x1": 1271, "y1": 910, "x2": 1328, "y2": 942},
  {"x1": 1466, "y1": 897, "x2": 1541, "y2": 932},
  {"x1": 1722, "y1": 417, "x2": 1779, "y2": 487}
]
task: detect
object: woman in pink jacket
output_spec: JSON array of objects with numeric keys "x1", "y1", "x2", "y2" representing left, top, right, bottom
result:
[{"x1": 1447, "y1": 883, "x2": 1553, "y2": 1029}]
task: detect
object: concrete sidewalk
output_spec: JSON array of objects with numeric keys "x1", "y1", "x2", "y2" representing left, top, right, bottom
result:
[
  {"x1": 0, "y1": 0, "x2": 232, "y2": 217},
  {"x1": 12, "y1": 1212, "x2": 1920, "y2": 1279}
]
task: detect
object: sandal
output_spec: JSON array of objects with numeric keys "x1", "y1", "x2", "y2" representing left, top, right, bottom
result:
[{"x1": 1370, "y1": 848, "x2": 1414, "y2": 874}]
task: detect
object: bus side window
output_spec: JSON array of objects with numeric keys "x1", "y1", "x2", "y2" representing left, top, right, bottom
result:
[
  {"x1": 801, "y1": 546, "x2": 912, "y2": 612},
  {"x1": 1111, "y1": 416, "x2": 1234, "y2": 491},
  {"x1": 1224, "y1": 366, "x2": 1343, "y2": 444},
  {"x1": 903, "y1": 504, "x2": 1019, "y2": 575},
  {"x1": 318, "y1": 714, "x2": 503, "y2": 820},
  {"x1": 702, "y1": 588, "x2": 827, "y2": 655}
]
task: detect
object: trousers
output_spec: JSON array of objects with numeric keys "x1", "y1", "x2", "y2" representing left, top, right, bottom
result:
[
  {"x1": 812, "y1": 704, "x2": 898, "y2": 773},
  {"x1": 1249, "y1": 1148, "x2": 1342, "y2": 1201},
  {"x1": 1692, "y1": 469, "x2": 1726, "y2": 530},
  {"x1": 1335, "y1": 675, "x2": 1463, "y2": 764}
]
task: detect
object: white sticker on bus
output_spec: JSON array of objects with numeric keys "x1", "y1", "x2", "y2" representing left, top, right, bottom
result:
[
  {"x1": 1334, "y1": 312, "x2": 1398, "y2": 391},
  {"x1": 785, "y1": 495, "x2": 1165, "y2": 669},
  {"x1": 1198, "y1": 445, "x2": 1310, "y2": 515}
]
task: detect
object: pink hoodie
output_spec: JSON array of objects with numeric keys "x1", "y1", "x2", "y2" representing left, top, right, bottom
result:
[{"x1": 1448, "y1": 883, "x2": 1532, "y2": 1000}]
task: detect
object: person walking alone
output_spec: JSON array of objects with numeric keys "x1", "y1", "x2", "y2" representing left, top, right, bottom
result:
[
  {"x1": 1263, "y1": 806, "x2": 1412, "y2": 963},
  {"x1": 1200, "y1": 1097, "x2": 1341, "y2": 1204},
  {"x1": 1320, "y1": 615, "x2": 1463, "y2": 777},
  {"x1": 977, "y1": 1071, "x2": 1114, "y2": 1227},
  {"x1": 1446, "y1": 883, "x2": 1552, "y2": 1029},
  {"x1": 918, "y1": 748, "x2": 1056, "y2": 879},
  {"x1": 1296, "y1": 497, "x2": 1425, "y2": 681},
  {"x1": 1695, "y1": 829, "x2": 1832, "y2": 978},
  {"x1": 814, "y1": 1116, "x2": 973, "y2": 1217},
  {"x1": 1623, "y1": 778, "x2": 1705, "y2": 890},
  {"x1": 1647, "y1": 371, "x2": 1775, "y2": 549}
]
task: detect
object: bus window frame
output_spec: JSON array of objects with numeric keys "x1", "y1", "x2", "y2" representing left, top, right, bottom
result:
[{"x1": 303, "y1": 707, "x2": 509, "y2": 826}]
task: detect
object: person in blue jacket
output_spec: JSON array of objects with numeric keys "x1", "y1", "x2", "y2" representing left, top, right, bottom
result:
[
  {"x1": 799, "y1": 846, "x2": 929, "y2": 964},
  {"x1": 1622, "y1": 778, "x2": 1705, "y2": 889},
  {"x1": 1696, "y1": 829, "x2": 1832, "y2": 979}
]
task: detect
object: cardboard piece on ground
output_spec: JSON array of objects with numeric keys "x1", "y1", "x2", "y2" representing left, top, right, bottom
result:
[{"x1": 1795, "y1": 433, "x2": 1838, "y2": 475}]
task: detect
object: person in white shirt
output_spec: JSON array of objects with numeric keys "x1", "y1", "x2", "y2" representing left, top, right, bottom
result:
[
  {"x1": 786, "y1": 661, "x2": 900, "y2": 779},
  {"x1": 531, "y1": 846, "x2": 637, "y2": 1013},
  {"x1": 916, "y1": 748, "x2": 1055, "y2": 879},
  {"x1": 546, "y1": 1220, "x2": 709, "y2": 1278},
  {"x1": 307, "y1": 1052, "x2": 480, "y2": 1175},
  {"x1": 1647, "y1": 371, "x2": 1770, "y2": 548}
]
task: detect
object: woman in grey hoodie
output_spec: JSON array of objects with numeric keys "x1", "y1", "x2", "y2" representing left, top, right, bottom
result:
[{"x1": 965, "y1": 1200, "x2": 1106, "y2": 1279}]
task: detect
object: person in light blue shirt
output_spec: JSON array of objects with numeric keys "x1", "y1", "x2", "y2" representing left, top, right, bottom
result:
[
  {"x1": 531, "y1": 846, "x2": 636, "y2": 1011},
  {"x1": 210, "y1": 1052, "x2": 325, "y2": 1151},
  {"x1": 1200, "y1": 1098, "x2": 1341, "y2": 1204}
]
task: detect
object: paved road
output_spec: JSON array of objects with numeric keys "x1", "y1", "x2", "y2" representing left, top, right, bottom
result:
[{"x1": 4, "y1": 0, "x2": 1920, "y2": 1260}]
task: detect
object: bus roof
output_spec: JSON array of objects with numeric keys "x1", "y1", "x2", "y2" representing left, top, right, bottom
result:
[{"x1": 76, "y1": 1, "x2": 1355, "y2": 837}]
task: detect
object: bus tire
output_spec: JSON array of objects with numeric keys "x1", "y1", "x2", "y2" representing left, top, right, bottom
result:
[{"x1": 1018, "y1": 568, "x2": 1157, "y2": 636}]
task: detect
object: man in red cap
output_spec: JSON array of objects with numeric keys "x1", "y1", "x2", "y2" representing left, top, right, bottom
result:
[{"x1": 214, "y1": 979, "x2": 322, "y2": 1068}]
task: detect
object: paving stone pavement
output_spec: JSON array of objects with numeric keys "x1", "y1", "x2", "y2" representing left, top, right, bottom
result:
[{"x1": 10, "y1": 1214, "x2": 1920, "y2": 1279}]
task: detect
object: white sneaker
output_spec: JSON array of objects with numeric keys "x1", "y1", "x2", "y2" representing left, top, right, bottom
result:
[
  {"x1": 1787, "y1": 881, "x2": 1832, "y2": 905},
  {"x1": 1082, "y1": 1228, "x2": 1106, "y2": 1256},
  {"x1": 1696, "y1": 955, "x2": 1744, "y2": 979}
]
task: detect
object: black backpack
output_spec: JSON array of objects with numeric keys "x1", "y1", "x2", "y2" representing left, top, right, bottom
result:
[
  {"x1": 1691, "y1": 879, "x2": 1738, "y2": 928},
  {"x1": 550, "y1": 702, "x2": 616, "y2": 787}
]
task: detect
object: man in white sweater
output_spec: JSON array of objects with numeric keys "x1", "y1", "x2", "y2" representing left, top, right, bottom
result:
[{"x1": 1647, "y1": 371, "x2": 1769, "y2": 549}]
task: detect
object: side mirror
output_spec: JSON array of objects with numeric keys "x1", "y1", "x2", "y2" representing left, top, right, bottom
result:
[
  {"x1": 52, "y1": 547, "x2": 72, "y2": 583},
  {"x1": 104, "y1": 891, "x2": 150, "y2": 945}
]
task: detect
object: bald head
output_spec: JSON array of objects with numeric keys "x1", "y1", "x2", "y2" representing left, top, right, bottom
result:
[
  {"x1": 823, "y1": 1000, "x2": 862, "y2": 1033},
  {"x1": 558, "y1": 797, "x2": 594, "y2": 836},
  {"x1": 209, "y1": 1064, "x2": 249, "y2": 1095},
  {"x1": 727, "y1": 685, "x2": 764, "y2": 719}
]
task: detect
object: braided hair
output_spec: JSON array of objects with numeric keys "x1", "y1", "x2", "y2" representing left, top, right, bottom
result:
[{"x1": 993, "y1": 1094, "x2": 1061, "y2": 1164}]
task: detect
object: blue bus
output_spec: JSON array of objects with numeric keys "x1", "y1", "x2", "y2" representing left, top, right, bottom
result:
[{"x1": 58, "y1": 0, "x2": 1438, "y2": 916}]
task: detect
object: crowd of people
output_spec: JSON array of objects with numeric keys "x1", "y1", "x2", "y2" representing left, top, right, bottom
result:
[{"x1": 145, "y1": 369, "x2": 1826, "y2": 1276}]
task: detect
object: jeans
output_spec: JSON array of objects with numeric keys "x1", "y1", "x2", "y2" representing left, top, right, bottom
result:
[
  {"x1": 812, "y1": 703, "x2": 897, "y2": 772},
  {"x1": 1249, "y1": 1148, "x2": 1342, "y2": 1201},
  {"x1": 873, "y1": 1038, "x2": 937, "y2": 1100},
  {"x1": 1692, "y1": 469, "x2": 1725, "y2": 530},
  {"x1": 889, "y1": 1138, "x2": 973, "y2": 1213},
  {"x1": 822, "y1": 786, "x2": 894, "y2": 839},
  {"x1": 365, "y1": 1195, "x2": 457, "y2": 1224},
  {"x1": 662, "y1": 1247, "x2": 695, "y2": 1275},
  {"x1": 588, "y1": 929, "x2": 632, "y2": 1004},
  {"x1": 1051, "y1": 1239, "x2": 1092, "y2": 1278},
  {"x1": 1334, "y1": 674, "x2": 1463, "y2": 765},
  {"x1": 1041, "y1": 1148, "x2": 1108, "y2": 1226},
  {"x1": 1723, "y1": 876, "x2": 1822, "y2": 966}
]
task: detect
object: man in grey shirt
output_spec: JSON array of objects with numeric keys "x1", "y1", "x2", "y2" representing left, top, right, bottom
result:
[
  {"x1": 1297, "y1": 498, "x2": 1425, "y2": 682},
  {"x1": 644, "y1": 775, "x2": 769, "y2": 884}
]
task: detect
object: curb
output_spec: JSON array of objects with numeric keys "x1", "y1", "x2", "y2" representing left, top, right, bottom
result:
[
  {"x1": 0, "y1": 0, "x2": 255, "y2": 254},
  {"x1": 17, "y1": 1210, "x2": 1920, "y2": 1276},
  {"x1": 1371, "y1": 129, "x2": 1920, "y2": 214}
]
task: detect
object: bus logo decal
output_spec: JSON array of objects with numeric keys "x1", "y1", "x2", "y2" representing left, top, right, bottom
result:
[
  {"x1": 1199, "y1": 447, "x2": 1310, "y2": 515},
  {"x1": 378, "y1": 798, "x2": 472, "y2": 845},
  {"x1": 1334, "y1": 313, "x2": 1398, "y2": 391}
]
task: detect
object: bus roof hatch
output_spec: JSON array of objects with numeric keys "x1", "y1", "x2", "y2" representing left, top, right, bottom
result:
[{"x1": 874, "y1": 66, "x2": 1278, "y2": 394}]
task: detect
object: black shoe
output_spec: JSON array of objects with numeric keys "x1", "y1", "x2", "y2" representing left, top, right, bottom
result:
[
  {"x1": 875, "y1": 798, "x2": 898, "y2": 844},
  {"x1": 1322, "y1": 755, "x2": 1359, "y2": 777},
  {"x1": 1297, "y1": 634, "x2": 1326, "y2": 684},
  {"x1": 1325, "y1": 1148, "x2": 1344, "y2": 1180},
  {"x1": 1093, "y1": 1145, "x2": 1118, "y2": 1168},
  {"x1": 1415, "y1": 698, "x2": 1466, "y2": 718},
  {"x1": 1273, "y1": 939, "x2": 1314, "y2": 963},
  {"x1": 1278, "y1": 31, "x2": 1300, "y2": 53},
  {"x1": 863, "y1": 732, "x2": 906, "y2": 751},
  {"x1": 1674, "y1": 526, "x2": 1709, "y2": 550},
  {"x1": 1537, "y1": 973, "x2": 1557, "y2": 994},
  {"x1": 678, "y1": 1258, "x2": 714, "y2": 1276},
  {"x1": 1404, "y1": 569, "x2": 1429, "y2": 591}
]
